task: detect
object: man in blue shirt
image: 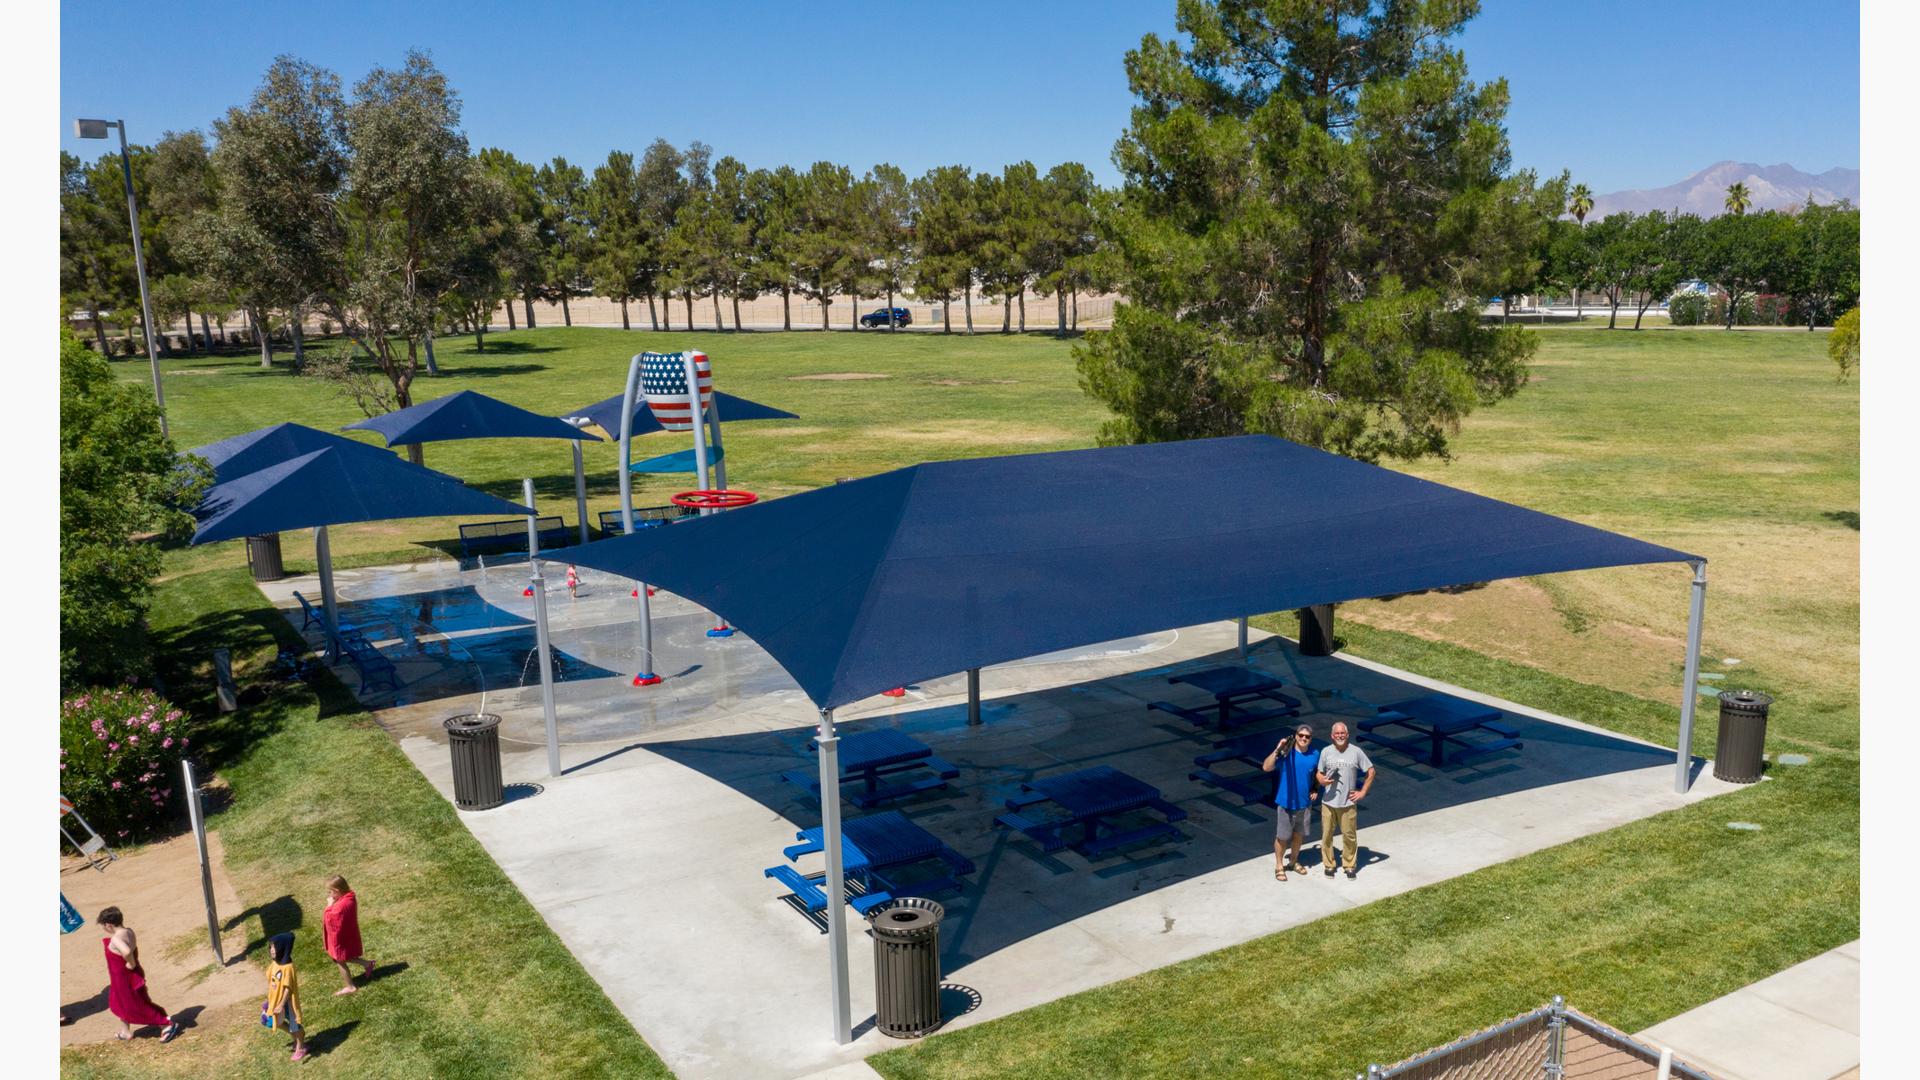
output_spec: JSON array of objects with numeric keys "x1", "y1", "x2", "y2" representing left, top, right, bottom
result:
[{"x1": 1262, "y1": 723, "x2": 1320, "y2": 882}]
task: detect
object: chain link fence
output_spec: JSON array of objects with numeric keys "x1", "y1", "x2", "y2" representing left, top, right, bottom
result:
[{"x1": 1356, "y1": 998, "x2": 1721, "y2": 1080}]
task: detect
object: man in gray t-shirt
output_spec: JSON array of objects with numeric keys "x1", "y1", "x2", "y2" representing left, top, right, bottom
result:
[{"x1": 1316, "y1": 722, "x2": 1376, "y2": 878}]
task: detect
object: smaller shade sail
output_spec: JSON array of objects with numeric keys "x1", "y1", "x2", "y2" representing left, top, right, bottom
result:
[
  {"x1": 629, "y1": 444, "x2": 725, "y2": 474},
  {"x1": 188, "y1": 422, "x2": 386, "y2": 485},
  {"x1": 192, "y1": 445, "x2": 534, "y2": 545},
  {"x1": 564, "y1": 390, "x2": 797, "y2": 439},
  {"x1": 346, "y1": 389, "x2": 601, "y2": 446}
]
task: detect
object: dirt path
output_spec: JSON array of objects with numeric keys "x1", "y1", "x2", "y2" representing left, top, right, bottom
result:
[{"x1": 60, "y1": 832, "x2": 260, "y2": 1047}]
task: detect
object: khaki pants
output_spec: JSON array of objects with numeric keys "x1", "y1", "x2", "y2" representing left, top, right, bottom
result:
[{"x1": 1321, "y1": 804, "x2": 1359, "y2": 869}]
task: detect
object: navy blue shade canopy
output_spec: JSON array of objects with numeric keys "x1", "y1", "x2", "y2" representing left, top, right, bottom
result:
[
  {"x1": 192, "y1": 444, "x2": 533, "y2": 544},
  {"x1": 565, "y1": 390, "x2": 797, "y2": 438},
  {"x1": 345, "y1": 389, "x2": 602, "y2": 446},
  {"x1": 563, "y1": 435, "x2": 1699, "y2": 710},
  {"x1": 187, "y1": 421, "x2": 388, "y2": 485}
]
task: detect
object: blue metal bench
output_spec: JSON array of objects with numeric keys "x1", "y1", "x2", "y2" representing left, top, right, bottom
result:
[
  {"x1": 762, "y1": 864, "x2": 894, "y2": 918},
  {"x1": 458, "y1": 516, "x2": 569, "y2": 558},
  {"x1": 341, "y1": 639, "x2": 398, "y2": 693},
  {"x1": 596, "y1": 504, "x2": 695, "y2": 536}
]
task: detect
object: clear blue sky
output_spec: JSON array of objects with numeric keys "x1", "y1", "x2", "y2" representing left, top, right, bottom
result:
[{"x1": 58, "y1": 0, "x2": 1858, "y2": 194}]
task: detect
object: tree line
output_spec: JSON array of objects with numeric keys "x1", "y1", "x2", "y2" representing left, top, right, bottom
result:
[
  {"x1": 58, "y1": 51, "x2": 1113, "y2": 423},
  {"x1": 1537, "y1": 190, "x2": 1859, "y2": 331}
]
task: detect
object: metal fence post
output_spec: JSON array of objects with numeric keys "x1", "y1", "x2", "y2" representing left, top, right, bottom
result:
[
  {"x1": 1544, "y1": 994, "x2": 1567, "y2": 1079},
  {"x1": 181, "y1": 760, "x2": 224, "y2": 965}
]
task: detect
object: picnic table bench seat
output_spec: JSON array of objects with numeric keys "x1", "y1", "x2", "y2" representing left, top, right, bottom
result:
[
  {"x1": 341, "y1": 638, "x2": 398, "y2": 693},
  {"x1": 762, "y1": 864, "x2": 894, "y2": 916},
  {"x1": 996, "y1": 766, "x2": 1188, "y2": 858},
  {"x1": 780, "y1": 730, "x2": 961, "y2": 807},
  {"x1": 458, "y1": 516, "x2": 568, "y2": 558},
  {"x1": 1359, "y1": 695, "x2": 1524, "y2": 766}
]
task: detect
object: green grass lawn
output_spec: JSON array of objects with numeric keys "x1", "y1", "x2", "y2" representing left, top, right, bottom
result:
[{"x1": 113, "y1": 324, "x2": 1857, "y2": 1076}]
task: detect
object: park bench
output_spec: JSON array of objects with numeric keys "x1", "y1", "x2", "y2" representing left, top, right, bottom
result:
[
  {"x1": 596, "y1": 504, "x2": 695, "y2": 536},
  {"x1": 458, "y1": 516, "x2": 568, "y2": 558},
  {"x1": 341, "y1": 637, "x2": 398, "y2": 693}
]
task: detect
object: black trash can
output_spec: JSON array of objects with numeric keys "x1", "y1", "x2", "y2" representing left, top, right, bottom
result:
[
  {"x1": 245, "y1": 533, "x2": 286, "y2": 581},
  {"x1": 1298, "y1": 604, "x2": 1336, "y2": 656},
  {"x1": 1713, "y1": 690, "x2": 1772, "y2": 784},
  {"x1": 870, "y1": 898, "x2": 944, "y2": 1038},
  {"x1": 445, "y1": 713, "x2": 505, "y2": 810}
]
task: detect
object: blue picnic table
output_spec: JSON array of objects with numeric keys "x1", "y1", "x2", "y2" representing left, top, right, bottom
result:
[
  {"x1": 780, "y1": 729, "x2": 960, "y2": 808},
  {"x1": 995, "y1": 765, "x2": 1188, "y2": 857},
  {"x1": 1151, "y1": 666, "x2": 1302, "y2": 732},
  {"x1": 765, "y1": 811, "x2": 975, "y2": 926},
  {"x1": 1360, "y1": 694, "x2": 1522, "y2": 766},
  {"x1": 1188, "y1": 728, "x2": 1294, "y2": 804}
]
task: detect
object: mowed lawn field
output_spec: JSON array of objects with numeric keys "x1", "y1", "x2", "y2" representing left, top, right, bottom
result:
[{"x1": 105, "y1": 323, "x2": 1857, "y2": 1077}]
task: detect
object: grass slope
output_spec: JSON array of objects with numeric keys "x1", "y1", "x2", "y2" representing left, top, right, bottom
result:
[{"x1": 60, "y1": 568, "x2": 669, "y2": 1079}]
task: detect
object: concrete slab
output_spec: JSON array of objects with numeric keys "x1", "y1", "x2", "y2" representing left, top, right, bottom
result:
[
  {"x1": 1638, "y1": 942, "x2": 1860, "y2": 1080},
  {"x1": 261, "y1": 558, "x2": 1741, "y2": 1080}
]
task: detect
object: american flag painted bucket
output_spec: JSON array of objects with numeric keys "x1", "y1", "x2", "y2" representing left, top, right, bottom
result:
[{"x1": 639, "y1": 351, "x2": 713, "y2": 431}]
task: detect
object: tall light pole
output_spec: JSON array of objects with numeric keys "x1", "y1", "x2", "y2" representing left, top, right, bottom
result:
[{"x1": 74, "y1": 118, "x2": 167, "y2": 438}]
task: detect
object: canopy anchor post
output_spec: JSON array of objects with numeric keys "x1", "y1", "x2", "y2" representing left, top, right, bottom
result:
[
  {"x1": 526, "y1": 479, "x2": 561, "y2": 778},
  {"x1": 818, "y1": 707, "x2": 852, "y2": 1044},
  {"x1": 967, "y1": 668, "x2": 981, "y2": 726},
  {"x1": 315, "y1": 525, "x2": 341, "y2": 661},
  {"x1": 618, "y1": 353, "x2": 661, "y2": 686},
  {"x1": 1237, "y1": 616, "x2": 1249, "y2": 660},
  {"x1": 1675, "y1": 561, "x2": 1708, "y2": 793}
]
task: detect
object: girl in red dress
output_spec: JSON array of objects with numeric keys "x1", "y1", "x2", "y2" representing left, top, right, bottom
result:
[
  {"x1": 98, "y1": 906, "x2": 182, "y2": 1042},
  {"x1": 322, "y1": 875, "x2": 374, "y2": 995}
]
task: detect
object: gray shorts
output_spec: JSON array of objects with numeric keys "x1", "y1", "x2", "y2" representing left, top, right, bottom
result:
[{"x1": 1276, "y1": 806, "x2": 1312, "y2": 838}]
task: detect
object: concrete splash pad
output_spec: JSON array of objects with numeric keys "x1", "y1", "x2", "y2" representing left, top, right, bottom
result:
[{"x1": 260, "y1": 558, "x2": 1740, "y2": 1079}]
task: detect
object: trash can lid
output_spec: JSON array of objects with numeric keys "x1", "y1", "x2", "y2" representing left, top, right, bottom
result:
[
  {"x1": 869, "y1": 898, "x2": 944, "y2": 939},
  {"x1": 444, "y1": 713, "x2": 503, "y2": 732},
  {"x1": 1717, "y1": 689, "x2": 1774, "y2": 707}
]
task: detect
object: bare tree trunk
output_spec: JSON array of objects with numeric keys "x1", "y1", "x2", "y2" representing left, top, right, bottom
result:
[
  {"x1": 560, "y1": 293, "x2": 573, "y2": 326},
  {"x1": 1608, "y1": 290, "x2": 1619, "y2": 330},
  {"x1": 524, "y1": 296, "x2": 537, "y2": 328},
  {"x1": 849, "y1": 290, "x2": 858, "y2": 331},
  {"x1": 646, "y1": 293, "x2": 659, "y2": 331},
  {"x1": 91, "y1": 312, "x2": 110, "y2": 357},
  {"x1": 660, "y1": 294, "x2": 671, "y2": 331},
  {"x1": 1501, "y1": 296, "x2": 1510, "y2": 325},
  {"x1": 620, "y1": 297, "x2": 631, "y2": 330},
  {"x1": 216, "y1": 314, "x2": 227, "y2": 345},
  {"x1": 290, "y1": 307, "x2": 306, "y2": 366},
  {"x1": 1071, "y1": 289, "x2": 1079, "y2": 330},
  {"x1": 1057, "y1": 290, "x2": 1067, "y2": 337},
  {"x1": 423, "y1": 330, "x2": 439, "y2": 375},
  {"x1": 964, "y1": 281, "x2": 974, "y2": 335},
  {"x1": 1018, "y1": 288, "x2": 1026, "y2": 332},
  {"x1": 820, "y1": 289, "x2": 830, "y2": 330},
  {"x1": 1002, "y1": 294, "x2": 1011, "y2": 333},
  {"x1": 886, "y1": 286, "x2": 896, "y2": 330},
  {"x1": 1574, "y1": 287, "x2": 1582, "y2": 318},
  {"x1": 683, "y1": 293, "x2": 694, "y2": 328},
  {"x1": 474, "y1": 321, "x2": 486, "y2": 351},
  {"x1": 251, "y1": 307, "x2": 273, "y2": 367},
  {"x1": 505, "y1": 302, "x2": 517, "y2": 330},
  {"x1": 781, "y1": 285, "x2": 791, "y2": 330},
  {"x1": 712, "y1": 290, "x2": 723, "y2": 329},
  {"x1": 732, "y1": 293, "x2": 742, "y2": 331},
  {"x1": 200, "y1": 312, "x2": 213, "y2": 351},
  {"x1": 943, "y1": 297, "x2": 951, "y2": 333}
]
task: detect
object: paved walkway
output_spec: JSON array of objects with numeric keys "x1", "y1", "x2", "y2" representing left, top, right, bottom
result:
[{"x1": 1638, "y1": 941, "x2": 1860, "y2": 1080}]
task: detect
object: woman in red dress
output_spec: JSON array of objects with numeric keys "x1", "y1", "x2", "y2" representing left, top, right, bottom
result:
[
  {"x1": 98, "y1": 906, "x2": 182, "y2": 1042},
  {"x1": 322, "y1": 875, "x2": 374, "y2": 995}
]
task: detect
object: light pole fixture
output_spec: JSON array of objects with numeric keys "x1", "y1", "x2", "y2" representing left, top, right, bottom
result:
[{"x1": 74, "y1": 117, "x2": 168, "y2": 438}]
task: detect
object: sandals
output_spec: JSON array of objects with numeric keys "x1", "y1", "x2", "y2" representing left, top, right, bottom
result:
[
  {"x1": 161, "y1": 1021, "x2": 183, "y2": 1043},
  {"x1": 1274, "y1": 866, "x2": 1287, "y2": 882}
]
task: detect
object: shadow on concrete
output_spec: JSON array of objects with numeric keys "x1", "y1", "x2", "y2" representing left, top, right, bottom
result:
[{"x1": 641, "y1": 637, "x2": 1683, "y2": 971}]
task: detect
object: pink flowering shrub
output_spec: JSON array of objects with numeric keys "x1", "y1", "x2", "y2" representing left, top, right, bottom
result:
[{"x1": 59, "y1": 687, "x2": 192, "y2": 838}]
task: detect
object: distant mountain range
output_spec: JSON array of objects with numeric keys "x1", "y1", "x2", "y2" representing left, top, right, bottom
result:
[{"x1": 1586, "y1": 161, "x2": 1859, "y2": 218}]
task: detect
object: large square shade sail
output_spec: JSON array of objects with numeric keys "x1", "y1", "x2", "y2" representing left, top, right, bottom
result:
[
  {"x1": 563, "y1": 435, "x2": 1698, "y2": 709},
  {"x1": 188, "y1": 421, "x2": 388, "y2": 485}
]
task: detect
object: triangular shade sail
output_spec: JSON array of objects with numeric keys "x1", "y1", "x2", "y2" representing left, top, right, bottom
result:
[
  {"x1": 188, "y1": 422, "x2": 388, "y2": 485},
  {"x1": 192, "y1": 445, "x2": 533, "y2": 544},
  {"x1": 563, "y1": 435, "x2": 1699, "y2": 709},
  {"x1": 565, "y1": 390, "x2": 797, "y2": 439},
  {"x1": 346, "y1": 389, "x2": 601, "y2": 446},
  {"x1": 629, "y1": 444, "x2": 725, "y2": 474}
]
